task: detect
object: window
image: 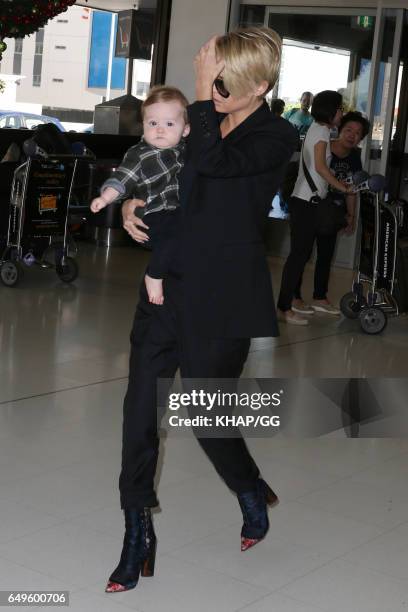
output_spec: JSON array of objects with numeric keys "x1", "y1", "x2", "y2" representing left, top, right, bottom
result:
[
  {"x1": 52, "y1": 78, "x2": 64, "y2": 83},
  {"x1": 13, "y1": 54, "x2": 22, "y2": 75},
  {"x1": 33, "y1": 56, "x2": 43, "y2": 87},
  {"x1": 136, "y1": 81, "x2": 149, "y2": 98},
  {"x1": 36, "y1": 28, "x2": 45, "y2": 43},
  {"x1": 32, "y1": 29, "x2": 44, "y2": 87},
  {"x1": 26, "y1": 118, "x2": 45, "y2": 129},
  {"x1": 0, "y1": 115, "x2": 18, "y2": 128},
  {"x1": 13, "y1": 38, "x2": 23, "y2": 75},
  {"x1": 55, "y1": 45, "x2": 66, "y2": 50},
  {"x1": 57, "y1": 19, "x2": 68, "y2": 23}
]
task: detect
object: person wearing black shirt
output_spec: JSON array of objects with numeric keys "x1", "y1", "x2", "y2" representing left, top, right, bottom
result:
[{"x1": 104, "y1": 27, "x2": 298, "y2": 594}]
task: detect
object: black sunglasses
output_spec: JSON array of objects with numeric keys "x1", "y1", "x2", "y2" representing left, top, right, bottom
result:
[{"x1": 214, "y1": 78, "x2": 230, "y2": 98}]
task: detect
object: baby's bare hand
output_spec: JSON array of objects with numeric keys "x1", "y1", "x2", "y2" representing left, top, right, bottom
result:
[{"x1": 90, "y1": 197, "x2": 107, "y2": 213}]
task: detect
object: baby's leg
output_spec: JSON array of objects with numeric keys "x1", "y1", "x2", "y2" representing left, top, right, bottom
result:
[
  {"x1": 144, "y1": 209, "x2": 181, "y2": 305},
  {"x1": 145, "y1": 274, "x2": 164, "y2": 305}
]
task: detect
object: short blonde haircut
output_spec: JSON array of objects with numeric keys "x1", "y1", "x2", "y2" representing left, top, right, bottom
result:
[
  {"x1": 216, "y1": 27, "x2": 281, "y2": 98},
  {"x1": 142, "y1": 85, "x2": 189, "y2": 122}
]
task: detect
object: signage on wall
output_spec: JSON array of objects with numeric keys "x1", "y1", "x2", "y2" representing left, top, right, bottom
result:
[
  {"x1": 88, "y1": 11, "x2": 126, "y2": 89},
  {"x1": 352, "y1": 15, "x2": 374, "y2": 30},
  {"x1": 115, "y1": 9, "x2": 155, "y2": 60}
]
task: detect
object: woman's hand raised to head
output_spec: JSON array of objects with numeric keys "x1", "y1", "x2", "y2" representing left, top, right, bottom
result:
[
  {"x1": 121, "y1": 199, "x2": 149, "y2": 243},
  {"x1": 194, "y1": 35, "x2": 225, "y2": 101}
]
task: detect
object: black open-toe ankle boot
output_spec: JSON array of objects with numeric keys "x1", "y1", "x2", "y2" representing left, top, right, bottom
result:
[
  {"x1": 238, "y1": 479, "x2": 279, "y2": 551},
  {"x1": 105, "y1": 508, "x2": 156, "y2": 593}
]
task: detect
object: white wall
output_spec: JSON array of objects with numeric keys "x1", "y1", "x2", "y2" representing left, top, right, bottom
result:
[
  {"x1": 39, "y1": 8, "x2": 101, "y2": 110},
  {"x1": 165, "y1": 0, "x2": 230, "y2": 102},
  {"x1": 0, "y1": 6, "x2": 105, "y2": 111},
  {"x1": 0, "y1": 5, "x2": 154, "y2": 113}
]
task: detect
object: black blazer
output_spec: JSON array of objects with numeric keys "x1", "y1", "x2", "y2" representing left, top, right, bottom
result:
[{"x1": 180, "y1": 100, "x2": 298, "y2": 338}]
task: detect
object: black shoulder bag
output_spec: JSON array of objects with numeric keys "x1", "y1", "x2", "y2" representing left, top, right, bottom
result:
[{"x1": 301, "y1": 149, "x2": 347, "y2": 236}]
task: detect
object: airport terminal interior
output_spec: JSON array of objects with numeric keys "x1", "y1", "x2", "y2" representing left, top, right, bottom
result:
[{"x1": 1, "y1": 1, "x2": 408, "y2": 611}]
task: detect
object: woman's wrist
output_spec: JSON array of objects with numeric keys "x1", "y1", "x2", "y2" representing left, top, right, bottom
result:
[{"x1": 195, "y1": 80, "x2": 214, "y2": 101}]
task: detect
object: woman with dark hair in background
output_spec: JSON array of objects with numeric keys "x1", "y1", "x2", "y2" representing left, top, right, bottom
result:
[
  {"x1": 292, "y1": 111, "x2": 371, "y2": 317},
  {"x1": 277, "y1": 89, "x2": 352, "y2": 325}
]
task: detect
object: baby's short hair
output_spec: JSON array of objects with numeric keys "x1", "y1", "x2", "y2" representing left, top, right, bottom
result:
[
  {"x1": 141, "y1": 85, "x2": 189, "y2": 122},
  {"x1": 216, "y1": 27, "x2": 282, "y2": 98}
]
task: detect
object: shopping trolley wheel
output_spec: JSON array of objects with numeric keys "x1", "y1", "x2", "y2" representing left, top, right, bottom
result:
[
  {"x1": 0, "y1": 261, "x2": 23, "y2": 287},
  {"x1": 56, "y1": 257, "x2": 78, "y2": 283},
  {"x1": 340, "y1": 292, "x2": 363, "y2": 319},
  {"x1": 359, "y1": 307, "x2": 387, "y2": 335}
]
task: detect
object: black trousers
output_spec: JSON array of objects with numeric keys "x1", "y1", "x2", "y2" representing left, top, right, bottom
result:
[
  {"x1": 277, "y1": 197, "x2": 338, "y2": 312},
  {"x1": 119, "y1": 274, "x2": 260, "y2": 510},
  {"x1": 293, "y1": 232, "x2": 338, "y2": 301},
  {"x1": 145, "y1": 209, "x2": 180, "y2": 279}
]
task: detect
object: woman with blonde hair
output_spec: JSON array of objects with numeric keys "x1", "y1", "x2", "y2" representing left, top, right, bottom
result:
[{"x1": 105, "y1": 26, "x2": 297, "y2": 593}]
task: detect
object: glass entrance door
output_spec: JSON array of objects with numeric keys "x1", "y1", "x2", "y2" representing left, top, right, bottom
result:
[
  {"x1": 382, "y1": 10, "x2": 408, "y2": 200},
  {"x1": 265, "y1": 7, "x2": 377, "y2": 121},
  {"x1": 364, "y1": 8, "x2": 405, "y2": 179},
  {"x1": 238, "y1": 5, "x2": 407, "y2": 264},
  {"x1": 262, "y1": 6, "x2": 378, "y2": 267},
  {"x1": 264, "y1": 5, "x2": 406, "y2": 186}
]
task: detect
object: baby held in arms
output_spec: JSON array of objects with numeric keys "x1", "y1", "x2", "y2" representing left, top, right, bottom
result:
[{"x1": 90, "y1": 85, "x2": 190, "y2": 304}]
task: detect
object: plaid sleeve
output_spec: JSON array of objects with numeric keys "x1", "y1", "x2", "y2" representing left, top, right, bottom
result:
[
  {"x1": 100, "y1": 144, "x2": 143, "y2": 199},
  {"x1": 100, "y1": 178, "x2": 127, "y2": 198}
]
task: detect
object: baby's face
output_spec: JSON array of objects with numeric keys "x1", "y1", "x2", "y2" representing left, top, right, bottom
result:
[{"x1": 143, "y1": 101, "x2": 190, "y2": 149}]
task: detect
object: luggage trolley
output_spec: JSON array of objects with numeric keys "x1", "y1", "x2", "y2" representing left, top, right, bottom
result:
[
  {"x1": 340, "y1": 181, "x2": 406, "y2": 334},
  {"x1": 0, "y1": 154, "x2": 81, "y2": 287}
]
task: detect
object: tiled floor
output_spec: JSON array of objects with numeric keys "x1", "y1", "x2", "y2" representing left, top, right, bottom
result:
[{"x1": 1, "y1": 243, "x2": 408, "y2": 611}]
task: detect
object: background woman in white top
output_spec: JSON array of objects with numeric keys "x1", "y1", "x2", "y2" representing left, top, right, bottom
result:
[{"x1": 277, "y1": 90, "x2": 352, "y2": 325}]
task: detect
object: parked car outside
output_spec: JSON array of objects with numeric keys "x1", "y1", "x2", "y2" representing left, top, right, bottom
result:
[{"x1": 0, "y1": 111, "x2": 65, "y2": 131}]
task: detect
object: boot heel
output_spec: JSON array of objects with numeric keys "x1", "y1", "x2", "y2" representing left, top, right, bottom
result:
[
  {"x1": 105, "y1": 508, "x2": 156, "y2": 593},
  {"x1": 141, "y1": 540, "x2": 156, "y2": 577},
  {"x1": 264, "y1": 483, "x2": 279, "y2": 506}
]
